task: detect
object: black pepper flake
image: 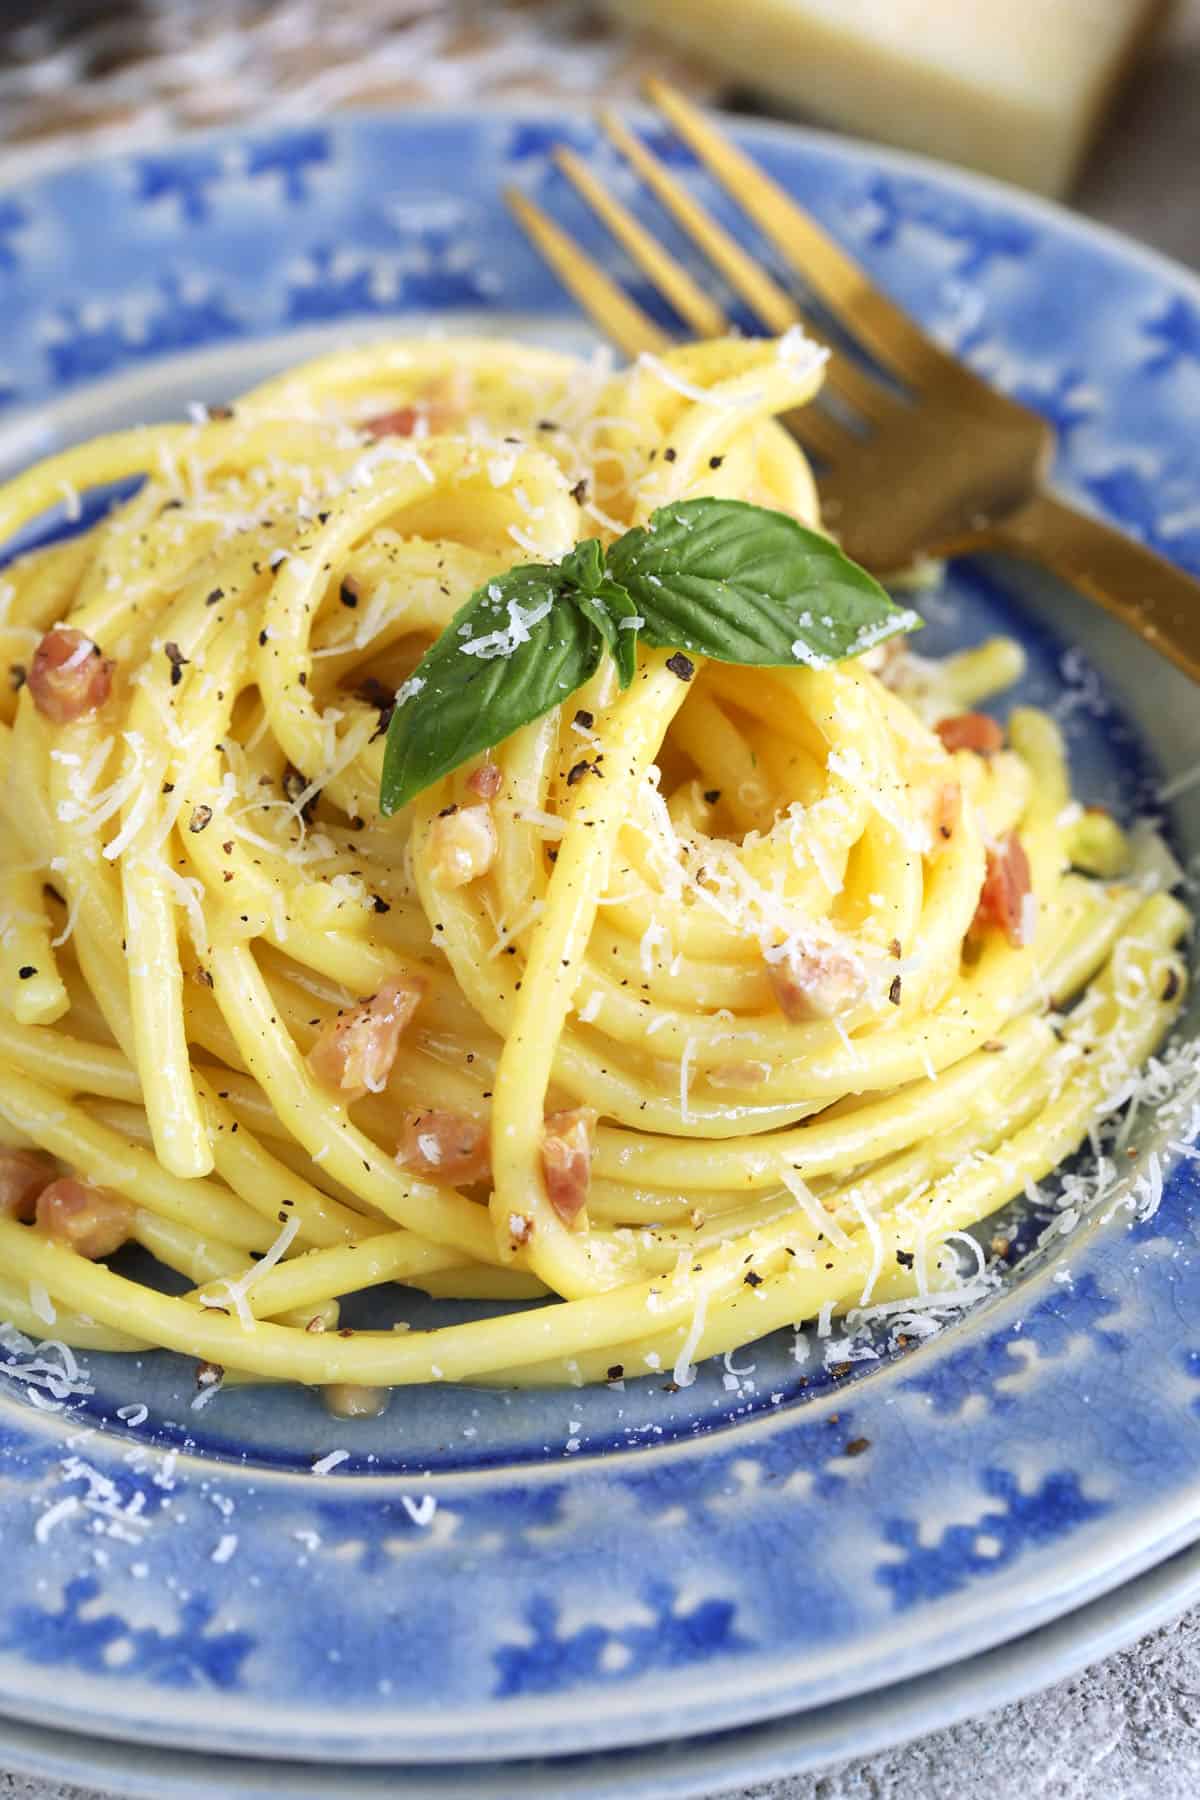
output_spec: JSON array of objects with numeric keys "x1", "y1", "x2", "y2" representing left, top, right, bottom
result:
[
  {"x1": 606, "y1": 1364, "x2": 624, "y2": 1382},
  {"x1": 340, "y1": 576, "x2": 360, "y2": 608},
  {"x1": 164, "y1": 641, "x2": 188, "y2": 686},
  {"x1": 743, "y1": 1269, "x2": 763, "y2": 1288},
  {"x1": 895, "y1": 1249, "x2": 914, "y2": 1268},
  {"x1": 663, "y1": 446, "x2": 677, "y2": 462},
  {"x1": 665, "y1": 651, "x2": 694, "y2": 682},
  {"x1": 537, "y1": 418, "x2": 559, "y2": 432},
  {"x1": 570, "y1": 478, "x2": 589, "y2": 504},
  {"x1": 372, "y1": 895, "x2": 390, "y2": 914},
  {"x1": 161, "y1": 781, "x2": 175, "y2": 795},
  {"x1": 573, "y1": 708, "x2": 594, "y2": 730},
  {"x1": 889, "y1": 937, "x2": 902, "y2": 959},
  {"x1": 205, "y1": 402, "x2": 235, "y2": 421},
  {"x1": 17, "y1": 965, "x2": 36, "y2": 980},
  {"x1": 282, "y1": 765, "x2": 319, "y2": 823},
  {"x1": 9, "y1": 664, "x2": 26, "y2": 691},
  {"x1": 547, "y1": 848, "x2": 558, "y2": 864},
  {"x1": 188, "y1": 804, "x2": 213, "y2": 833},
  {"x1": 1163, "y1": 968, "x2": 1181, "y2": 1002},
  {"x1": 708, "y1": 454, "x2": 724, "y2": 469},
  {"x1": 258, "y1": 628, "x2": 269, "y2": 646},
  {"x1": 981, "y1": 1040, "x2": 1006, "y2": 1053},
  {"x1": 567, "y1": 759, "x2": 600, "y2": 786},
  {"x1": 438, "y1": 804, "x2": 459, "y2": 818},
  {"x1": 888, "y1": 974, "x2": 902, "y2": 1006},
  {"x1": 703, "y1": 789, "x2": 721, "y2": 804},
  {"x1": 844, "y1": 1437, "x2": 870, "y2": 1457},
  {"x1": 354, "y1": 675, "x2": 394, "y2": 741},
  {"x1": 195, "y1": 967, "x2": 214, "y2": 989}
]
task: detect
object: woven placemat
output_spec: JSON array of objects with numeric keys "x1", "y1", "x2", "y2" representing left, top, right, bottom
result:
[{"x1": 0, "y1": 0, "x2": 718, "y2": 179}]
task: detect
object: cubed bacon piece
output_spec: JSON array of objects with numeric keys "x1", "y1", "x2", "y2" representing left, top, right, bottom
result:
[
  {"x1": 466, "y1": 760, "x2": 502, "y2": 800},
  {"x1": 398, "y1": 1109, "x2": 491, "y2": 1186},
  {"x1": 428, "y1": 804, "x2": 497, "y2": 887},
  {"x1": 973, "y1": 832, "x2": 1034, "y2": 947},
  {"x1": 936, "y1": 712, "x2": 1004, "y2": 755},
  {"x1": 363, "y1": 405, "x2": 418, "y2": 438},
  {"x1": 541, "y1": 1108, "x2": 597, "y2": 1226},
  {"x1": 307, "y1": 973, "x2": 426, "y2": 1099},
  {"x1": 363, "y1": 394, "x2": 458, "y2": 438},
  {"x1": 29, "y1": 627, "x2": 114, "y2": 723},
  {"x1": 767, "y1": 944, "x2": 865, "y2": 1021},
  {"x1": 0, "y1": 1149, "x2": 58, "y2": 1222},
  {"x1": 36, "y1": 1178, "x2": 132, "y2": 1259},
  {"x1": 706, "y1": 1060, "x2": 772, "y2": 1091}
]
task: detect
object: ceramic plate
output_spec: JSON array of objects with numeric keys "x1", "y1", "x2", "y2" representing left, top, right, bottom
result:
[
  {"x1": 1, "y1": 108, "x2": 1200, "y2": 1777},
  {"x1": 1, "y1": 1529, "x2": 1198, "y2": 1799}
]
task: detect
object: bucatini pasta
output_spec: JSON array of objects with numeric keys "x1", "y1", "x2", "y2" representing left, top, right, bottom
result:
[{"x1": 0, "y1": 332, "x2": 1187, "y2": 1396}]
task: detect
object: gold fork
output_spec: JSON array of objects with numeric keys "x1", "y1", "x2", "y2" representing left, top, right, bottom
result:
[{"x1": 506, "y1": 80, "x2": 1200, "y2": 684}]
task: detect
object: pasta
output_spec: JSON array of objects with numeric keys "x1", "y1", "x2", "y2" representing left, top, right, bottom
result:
[{"x1": 0, "y1": 332, "x2": 1188, "y2": 1398}]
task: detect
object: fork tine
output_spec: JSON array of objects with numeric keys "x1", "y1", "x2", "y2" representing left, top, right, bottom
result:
[
  {"x1": 780, "y1": 405, "x2": 853, "y2": 466},
  {"x1": 552, "y1": 147, "x2": 729, "y2": 341},
  {"x1": 599, "y1": 108, "x2": 902, "y2": 426},
  {"x1": 508, "y1": 173, "x2": 853, "y2": 473},
  {"x1": 598, "y1": 108, "x2": 798, "y2": 335},
  {"x1": 647, "y1": 79, "x2": 960, "y2": 389},
  {"x1": 504, "y1": 187, "x2": 673, "y2": 361}
]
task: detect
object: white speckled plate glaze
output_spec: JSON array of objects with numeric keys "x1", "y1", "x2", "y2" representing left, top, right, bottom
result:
[{"x1": 1, "y1": 108, "x2": 1199, "y2": 1783}]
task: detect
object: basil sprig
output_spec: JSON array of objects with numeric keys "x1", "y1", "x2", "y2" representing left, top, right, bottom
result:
[{"x1": 380, "y1": 497, "x2": 918, "y2": 815}]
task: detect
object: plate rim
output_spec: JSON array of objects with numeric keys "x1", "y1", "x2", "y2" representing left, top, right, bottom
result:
[{"x1": 1, "y1": 1520, "x2": 1198, "y2": 1799}]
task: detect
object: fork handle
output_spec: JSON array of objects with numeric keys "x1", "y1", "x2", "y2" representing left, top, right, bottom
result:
[{"x1": 986, "y1": 488, "x2": 1200, "y2": 685}]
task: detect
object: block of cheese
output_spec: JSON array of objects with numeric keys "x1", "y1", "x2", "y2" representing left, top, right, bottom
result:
[{"x1": 602, "y1": 0, "x2": 1168, "y2": 195}]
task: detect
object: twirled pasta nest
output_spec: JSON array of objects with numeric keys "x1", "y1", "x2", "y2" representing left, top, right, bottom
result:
[{"x1": 0, "y1": 335, "x2": 1186, "y2": 1395}]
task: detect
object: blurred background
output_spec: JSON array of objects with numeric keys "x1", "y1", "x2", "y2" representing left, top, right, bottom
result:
[{"x1": 0, "y1": 0, "x2": 1195, "y2": 266}]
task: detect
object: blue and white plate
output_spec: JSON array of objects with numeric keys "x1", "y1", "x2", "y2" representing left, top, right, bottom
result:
[{"x1": 1, "y1": 108, "x2": 1200, "y2": 1785}]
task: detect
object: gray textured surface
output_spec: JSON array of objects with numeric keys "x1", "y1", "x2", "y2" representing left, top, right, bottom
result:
[
  {"x1": 3, "y1": 3, "x2": 1199, "y2": 1798},
  {"x1": 730, "y1": 1609, "x2": 1200, "y2": 1800}
]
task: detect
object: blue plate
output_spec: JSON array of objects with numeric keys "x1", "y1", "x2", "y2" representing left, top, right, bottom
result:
[{"x1": 1, "y1": 108, "x2": 1200, "y2": 1775}]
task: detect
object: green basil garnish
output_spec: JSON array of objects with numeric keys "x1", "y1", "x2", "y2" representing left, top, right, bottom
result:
[{"x1": 380, "y1": 497, "x2": 918, "y2": 815}]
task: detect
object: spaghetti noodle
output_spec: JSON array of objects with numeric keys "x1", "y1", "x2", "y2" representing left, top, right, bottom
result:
[{"x1": 0, "y1": 333, "x2": 1187, "y2": 1393}]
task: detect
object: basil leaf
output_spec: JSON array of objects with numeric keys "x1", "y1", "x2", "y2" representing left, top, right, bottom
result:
[
  {"x1": 380, "y1": 566, "x2": 602, "y2": 815},
  {"x1": 559, "y1": 538, "x2": 605, "y2": 592},
  {"x1": 572, "y1": 588, "x2": 620, "y2": 658},
  {"x1": 379, "y1": 497, "x2": 922, "y2": 815},
  {"x1": 597, "y1": 577, "x2": 642, "y2": 688},
  {"x1": 608, "y1": 498, "x2": 918, "y2": 668}
]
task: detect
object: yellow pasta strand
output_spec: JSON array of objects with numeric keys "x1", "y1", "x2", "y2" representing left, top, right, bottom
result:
[{"x1": 0, "y1": 332, "x2": 1187, "y2": 1394}]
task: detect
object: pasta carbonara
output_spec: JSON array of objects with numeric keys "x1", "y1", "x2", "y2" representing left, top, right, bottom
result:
[{"x1": 0, "y1": 333, "x2": 1187, "y2": 1398}]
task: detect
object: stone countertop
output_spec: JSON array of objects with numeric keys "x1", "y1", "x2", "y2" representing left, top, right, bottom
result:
[{"x1": 1, "y1": 2, "x2": 1198, "y2": 1797}]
